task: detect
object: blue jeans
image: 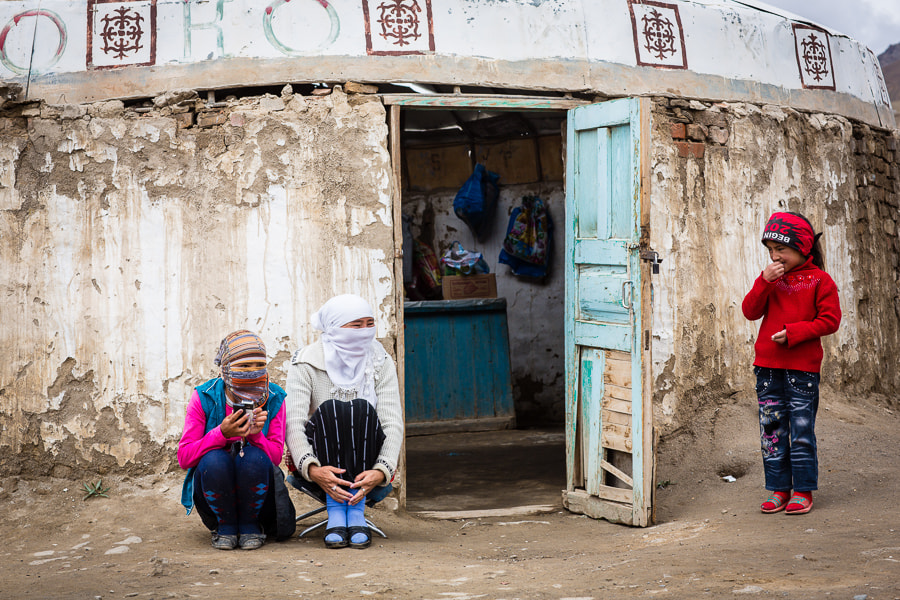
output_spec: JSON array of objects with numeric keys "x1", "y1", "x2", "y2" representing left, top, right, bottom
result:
[
  {"x1": 755, "y1": 367, "x2": 820, "y2": 492},
  {"x1": 194, "y1": 445, "x2": 272, "y2": 536}
]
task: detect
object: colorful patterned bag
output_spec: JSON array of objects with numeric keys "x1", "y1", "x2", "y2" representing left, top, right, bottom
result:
[{"x1": 501, "y1": 196, "x2": 551, "y2": 265}]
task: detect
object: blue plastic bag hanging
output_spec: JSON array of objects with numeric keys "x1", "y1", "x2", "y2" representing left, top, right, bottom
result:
[{"x1": 453, "y1": 164, "x2": 500, "y2": 240}]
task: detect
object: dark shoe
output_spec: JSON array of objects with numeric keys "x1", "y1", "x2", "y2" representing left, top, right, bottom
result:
[
  {"x1": 211, "y1": 533, "x2": 238, "y2": 550},
  {"x1": 239, "y1": 533, "x2": 266, "y2": 550},
  {"x1": 324, "y1": 526, "x2": 349, "y2": 549},
  {"x1": 348, "y1": 526, "x2": 371, "y2": 549}
]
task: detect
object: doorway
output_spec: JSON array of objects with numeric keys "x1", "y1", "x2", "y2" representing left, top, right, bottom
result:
[
  {"x1": 386, "y1": 94, "x2": 655, "y2": 525},
  {"x1": 386, "y1": 95, "x2": 580, "y2": 516}
]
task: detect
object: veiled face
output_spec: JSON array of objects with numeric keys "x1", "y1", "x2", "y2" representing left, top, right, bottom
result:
[{"x1": 341, "y1": 317, "x2": 375, "y2": 329}]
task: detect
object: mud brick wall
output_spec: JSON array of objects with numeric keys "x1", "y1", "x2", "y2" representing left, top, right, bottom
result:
[
  {"x1": 0, "y1": 87, "x2": 395, "y2": 478},
  {"x1": 650, "y1": 97, "x2": 900, "y2": 433}
]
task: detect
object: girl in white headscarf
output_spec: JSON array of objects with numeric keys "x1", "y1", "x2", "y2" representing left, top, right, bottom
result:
[{"x1": 285, "y1": 295, "x2": 403, "y2": 549}]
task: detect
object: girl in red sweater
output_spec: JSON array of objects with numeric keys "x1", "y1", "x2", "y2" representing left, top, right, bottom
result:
[{"x1": 742, "y1": 212, "x2": 841, "y2": 515}]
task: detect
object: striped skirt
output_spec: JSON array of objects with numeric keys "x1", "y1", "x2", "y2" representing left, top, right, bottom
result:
[{"x1": 304, "y1": 398, "x2": 386, "y2": 484}]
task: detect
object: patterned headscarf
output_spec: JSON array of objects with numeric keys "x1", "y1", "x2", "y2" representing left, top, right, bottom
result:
[{"x1": 214, "y1": 330, "x2": 269, "y2": 409}]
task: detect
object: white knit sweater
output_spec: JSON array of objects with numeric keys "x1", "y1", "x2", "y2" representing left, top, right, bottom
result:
[{"x1": 284, "y1": 339, "x2": 403, "y2": 487}]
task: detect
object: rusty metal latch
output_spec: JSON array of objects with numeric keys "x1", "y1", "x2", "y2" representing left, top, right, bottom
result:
[{"x1": 640, "y1": 249, "x2": 663, "y2": 274}]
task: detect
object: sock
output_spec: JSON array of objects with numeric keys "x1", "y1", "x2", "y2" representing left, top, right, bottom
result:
[
  {"x1": 761, "y1": 490, "x2": 790, "y2": 511},
  {"x1": 787, "y1": 491, "x2": 812, "y2": 509},
  {"x1": 325, "y1": 495, "x2": 348, "y2": 544},
  {"x1": 347, "y1": 496, "x2": 368, "y2": 544}
]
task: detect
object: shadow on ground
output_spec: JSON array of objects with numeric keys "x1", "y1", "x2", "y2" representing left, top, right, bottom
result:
[{"x1": 405, "y1": 427, "x2": 566, "y2": 514}]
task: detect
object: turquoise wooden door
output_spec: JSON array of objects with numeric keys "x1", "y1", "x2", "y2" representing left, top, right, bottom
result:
[{"x1": 563, "y1": 98, "x2": 653, "y2": 526}]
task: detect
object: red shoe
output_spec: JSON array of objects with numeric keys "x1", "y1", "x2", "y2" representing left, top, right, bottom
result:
[
  {"x1": 760, "y1": 490, "x2": 790, "y2": 513},
  {"x1": 785, "y1": 492, "x2": 813, "y2": 514}
]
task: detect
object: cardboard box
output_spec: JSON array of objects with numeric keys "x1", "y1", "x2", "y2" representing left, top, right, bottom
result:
[{"x1": 442, "y1": 274, "x2": 497, "y2": 300}]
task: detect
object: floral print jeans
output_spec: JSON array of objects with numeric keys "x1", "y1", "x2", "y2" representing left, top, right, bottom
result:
[{"x1": 755, "y1": 366, "x2": 820, "y2": 492}]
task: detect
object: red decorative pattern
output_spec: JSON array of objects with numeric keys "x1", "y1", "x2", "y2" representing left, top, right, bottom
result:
[
  {"x1": 87, "y1": 0, "x2": 156, "y2": 70},
  {"x1": 792, "y1": 24, "x2": 835, "y2": 91},
  {"x1": 362, "y1": 0, "x2": 434, "y2": 56},
  {"x1": 376, "y1": 1, "x2": 422, "y2": 48},
  {"x1": 628, "y1": 0, "x2": 687, "y2": 70},
  {"x1": 99, "y1": 6, "x2": 144, "y2": 60},
  {"x1": 640, "y1": 7, "x2": 677, "y2": 60},
  {"x1": 799, "y1": 33, "x2": 829, "y2": 82}
]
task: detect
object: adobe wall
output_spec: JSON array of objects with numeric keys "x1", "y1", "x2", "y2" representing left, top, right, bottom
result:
[
  {"x1": 650, "y1": 98, "x2": 900, "y2": 433},
  {"x1": 0, "y1": 87, "x2": 395, "y2": 478}
]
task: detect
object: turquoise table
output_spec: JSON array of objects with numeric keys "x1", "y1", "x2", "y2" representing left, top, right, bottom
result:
[{"x1": 403, "y1": 298, "x2": 516, "y2": 434}]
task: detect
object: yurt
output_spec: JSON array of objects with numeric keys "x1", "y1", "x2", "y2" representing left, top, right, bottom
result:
[{"x1": 1, "y1": 0, "x2": 897, "y2": 525}]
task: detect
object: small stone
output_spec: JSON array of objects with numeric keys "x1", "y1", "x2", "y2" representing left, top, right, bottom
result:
[
  {"x1": 708, "y1": 126, "x2": 729, "y2": 145},
  {"x1": 853, "y1": 595, "x2": 868, "y2": 600},
  {"x1": 116, "y1": 536, "x2": 142, "y2": 545},
  {"x1": 90, "y1": 100, "x2": 125, "y2": 118},
  {"x1": 344, "y1": 81, "x2": 378, "y2": 94},
  {"x1": 281, "y1": 84, "x2": 293, "y2": 97},
  {"x1": 686, "y1": 123, "x2": 708, "y2": 141},
  {"x1": 311, "y1": 88, "x2": 333, "y2": 96},
  {"x1": 174, "y1": 112, "x2": 194, "y2": 129},
  {"x1": 197, "y1": 111, "x2": 226, "y2": 128},
  {"x1": 259, "y1": 96, "x2": 285, "y2": 112},
  {"x1": 154, "y1": 89, "x2": 199, "y2": 108},
  {"x1": 733, "y1": 585, "x2": 764, "y2": 594}
]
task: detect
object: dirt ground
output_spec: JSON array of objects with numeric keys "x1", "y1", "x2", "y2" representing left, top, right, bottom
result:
[{"x1": 2, "y1": 389, "x2": 899, "y2": 600}]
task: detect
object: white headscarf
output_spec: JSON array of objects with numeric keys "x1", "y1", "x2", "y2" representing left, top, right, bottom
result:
[{"x1": 311, "y1": 294, "x2": 384, "y2": 406}]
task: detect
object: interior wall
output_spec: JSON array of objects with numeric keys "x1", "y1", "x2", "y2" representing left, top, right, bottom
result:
[
  {"x1": 0, "y1": 88, "x2": 395, "y2": 477},
  {"x1": 402, "y1": 181, "x2": 566, "y2": 425}
]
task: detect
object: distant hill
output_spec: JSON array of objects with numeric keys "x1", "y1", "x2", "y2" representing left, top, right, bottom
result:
[{"x1": 877, "y1": 44, "x2": 900, "y2": 104}]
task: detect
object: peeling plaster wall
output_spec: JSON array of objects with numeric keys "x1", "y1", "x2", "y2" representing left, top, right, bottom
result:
[
  {"x1": 403, "y1": 183, "x2": 566, "y2": 425},
  {"x1": 649, "y1": 98, "x2": 900, "y2": 433},
  {"x1": 0, "y1": 88, "x2": 394, "y2": 477}
]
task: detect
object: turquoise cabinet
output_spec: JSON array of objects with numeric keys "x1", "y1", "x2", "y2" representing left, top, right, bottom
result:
[{"x1": 403, "y1": 299, "x2": 516, "y2": 433}]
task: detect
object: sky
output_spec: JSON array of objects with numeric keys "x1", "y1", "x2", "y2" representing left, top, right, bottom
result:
[{"x1": 759, "y1": 0, "x2": 900, "y2": 55}]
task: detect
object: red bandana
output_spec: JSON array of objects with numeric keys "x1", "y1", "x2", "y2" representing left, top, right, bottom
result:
[{"x1": 761, "y1": 212, "x2": 815, "y2": 256}]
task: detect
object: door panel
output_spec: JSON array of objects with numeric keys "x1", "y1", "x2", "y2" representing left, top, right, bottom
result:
[{"x1": 563, "y1": 98, "x2": 653, "y2": 527}]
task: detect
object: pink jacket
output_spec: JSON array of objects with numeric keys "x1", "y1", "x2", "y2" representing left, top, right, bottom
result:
[{"x1": 177, "y1": 389, "x2": 285, "y2": 469}]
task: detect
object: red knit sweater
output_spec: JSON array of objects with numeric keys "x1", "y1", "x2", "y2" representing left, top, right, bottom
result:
[{"x1": 741, "y1": 257, "x2": 841, "y2": 373}]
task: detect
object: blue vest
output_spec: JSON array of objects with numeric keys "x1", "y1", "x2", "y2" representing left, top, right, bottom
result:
[{"x1": 180, "y1": 377, "x2": 286, "y2": 513}]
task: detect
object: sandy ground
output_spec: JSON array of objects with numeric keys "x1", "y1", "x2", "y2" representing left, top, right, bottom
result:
[{"x1": 2, "y1": 390, "x2": 899, "y2": 600}]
